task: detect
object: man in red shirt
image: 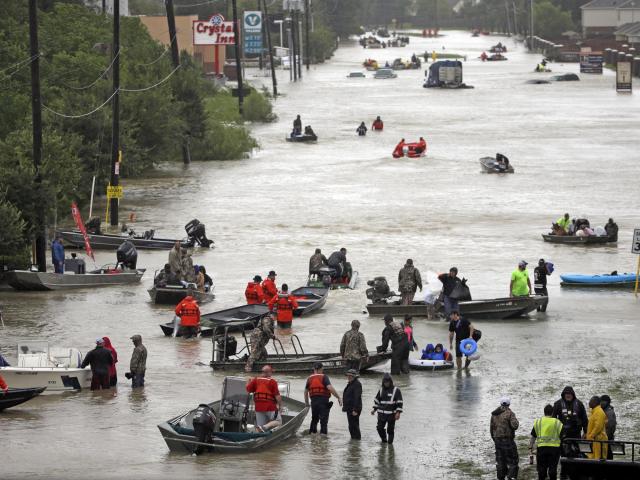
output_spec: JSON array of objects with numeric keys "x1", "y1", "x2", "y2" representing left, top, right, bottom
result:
[
  {"x1": 261, "y1": 271, "x2": 278, "y2": 302},
  {"x1": 246, "y1": 365, "x2": 282, "y2": 432}
]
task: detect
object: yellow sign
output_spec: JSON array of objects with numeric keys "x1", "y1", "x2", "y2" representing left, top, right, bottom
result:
[{"x1": 106, "y1": 186, "x2": 123, "y2": 199}]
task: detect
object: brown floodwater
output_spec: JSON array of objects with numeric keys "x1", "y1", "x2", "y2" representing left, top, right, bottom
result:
[{"x1": 1, "y1": 30, "x2": 639, "y2": 480}]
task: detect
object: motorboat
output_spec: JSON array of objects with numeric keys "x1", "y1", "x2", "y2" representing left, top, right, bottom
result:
[
  {"x1": 58, "y1": 218, "x2": 213, "y2": 250},
  {"x1": 158, "y1": 376, "x2": 309, "y2": 453},
  {"x1": 210, "y1": 321, "x2": 391, "y2": 373},
  {"x1": 560, "y1": 438, "x2": 640, "y2": 477},
  {"x1": 560, "y1": 272, "x2": 637, "y2": 288},
  {"x1": 486, "y1": 53, "x2": 508, "y2": 61},
  {"x1": 0, "y1": 387, "x2": 47, "y2": 411},
  {"x1": 0, "y1": 342, "x2": 92, "y2": 392},
  {"x1": 6, "y1": 266, "x2": 144, "y2": 291},
  {"x1": 480, "y1": 156, "x2": 514, "y2": 173},
  {"x1": 286, "y1": 132, "x2": 318, "y2": 143},
  {"x1": 373, "y1": 68, "x2": 397, "y2": 79},
  {"x1": 291, "y1": 286, "x2": 329, "y2": 316},
  {"x1": 148, "y1": 284, "x2": 215, "y2": 305},
  {"x1": 160, "y1": 303, "x2": 271, "y2": 337},
  {"x1": 542, "y1": 234, "x2": 615, "y2": 245},
  {"x1": 307, "y1": 267, "x2": 358, "y2": 290},
  {"x1": 367, "y1": 296, "x2": 548, "y2": 320}
]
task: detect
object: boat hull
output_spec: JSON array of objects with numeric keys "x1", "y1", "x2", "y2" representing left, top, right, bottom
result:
[
  {"x1": 6, "y1": 269, "x2": 145, "y2": 291},
  {"x1": 0, "y1": 367, "x2": 92, "y2": 392},
  {"x1": 0, "y1": 387, "x2": 47, "y2": 411},
  {"x1": 148, "y1": 286, "x2": 215, "y2": 305},
  {"x1": 367, "y1": 296, "x2": 547, "y2": 320},
  {"x1": 160, "y1": 304, "x2": 271, "y2": 337},
  {"x1": 542, "y1": 234, "x2": 615, "y2": 245},
  {"x1": 58, "y1": 230, "x2": 186, "y2": 250},
  {"x1": 211, "y1": 351, "x2": 392, "y2": 373},
  {"x1": 158, "y1": 397, "x2": 309, "y2": 453},
  {"x1": 286, "y1": 134, "x2": 317, "y2": 143},
  {"x1": 480, "y1": 157, "x2": 514, "y2": 173},
  {"x1": 291, "y1": 286, "x2": 329, "y2": 316},
  {"x1": 560, "y1": 273, "x2": 637, "y2": 288},
  {"x1": 408, "y1": 358, "x2": 454, "y2": 371}
]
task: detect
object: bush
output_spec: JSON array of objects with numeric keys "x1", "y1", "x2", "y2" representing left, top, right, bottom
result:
[
  {"x1": 308, "y1": 27, "x2": 337, "y2": 63},
  {"x1": 243, "y1": 87, "x2": 277, "y2": 123},
  {"x1": 0, "y1": 198, "x2": 30, "y2": 268}
]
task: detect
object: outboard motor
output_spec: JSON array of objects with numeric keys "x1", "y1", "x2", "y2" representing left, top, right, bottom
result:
[
  {"x1": 185, "y1": 219, "x2": 213, "y2": 248},
  {"x1": 116, "y1": 240, "x2": 138, "y2": 270},
  {"x1": 192, "y1": 403, "x2": 217, "y2": 454},
  {"x1": 84, "y1": 217, "x2": 102, "y2": 235},
  {"x1": 143, "y1": 229, "x2": 155, "y2": 240},
  {"x1": 366, "y1": 276, "x2": 395, "y2": 304}
]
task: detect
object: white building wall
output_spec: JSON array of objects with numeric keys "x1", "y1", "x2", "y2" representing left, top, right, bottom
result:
[
  {"x1": 582, "y1": 9, "x2": 619, "y2": 27},
  {"x1": 618, "y1": 8, "x2": 640, "y2": 24}
]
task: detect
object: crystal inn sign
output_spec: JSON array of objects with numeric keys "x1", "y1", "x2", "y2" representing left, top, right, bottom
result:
[{"x1": 193, "y1": 14, "x2": 236, "y2": 45}]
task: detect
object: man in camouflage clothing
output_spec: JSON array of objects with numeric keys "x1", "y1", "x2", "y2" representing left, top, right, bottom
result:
[
  {"x1": 340, "y1": 320, "x2": 368, "y2": 371},
  {"x1": 398, "y1": 259, "x2": 422, "y2": 305},
  {"x1": 490, "y1": 396, "x2": 520, "y2": 480},
  {"x1": 245, "y1": 316, "x2": 275, "y2": 372},
  {"x1": 377, "y1": 314, "x2": 410, "y2": 374}
]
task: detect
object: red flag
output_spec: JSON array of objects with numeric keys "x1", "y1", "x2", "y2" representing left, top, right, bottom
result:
[{"x1": 71, "y1": 201, "x2": 95, "y2": 261}]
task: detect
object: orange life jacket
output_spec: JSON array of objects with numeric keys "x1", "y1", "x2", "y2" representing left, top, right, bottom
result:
[
  {"x1": 245, "y1": 282, "x2": 264, "y2": 304},
  {"x1": 261, "y1": 278, "x2": 278, "y2": 300},
  {"x1": 372, "y1": 120, "x2": 383, "y2": 130},
  {"x1": 252, "y1": 377, "x2": 278, "y2": 405},
  {"x1": 307, "y1": 373, "x2": 330, "y2": 397},
  {"x1": 269, "y1": 293, "x2": 298, "y2": 322},
  {"x1": 175, "y1": 296, "x2": 200, "y2": 327}
]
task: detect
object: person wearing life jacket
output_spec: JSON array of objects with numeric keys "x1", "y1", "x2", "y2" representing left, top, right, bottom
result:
[
  {"x1": 246, "y1": 365, "x2": 283, "y2": 432},
  {"x1": 267, "y1": 283, "x2": 299, "y2": 327},
  {"x1": 551, "y1": 385, "x2": 589, "y2": 477},
  {"x1": 415, "y1": 136, "x2": 427, "y2": 154},
  {"x1": 304, "y1": 362, "x2": 342, "y2": 435},
  {"x1": 261, "y1": 270, "x2": 278, "y2": 302},
  {"x1": 480, "y1": 51, "x2": 488, "y2": 61},
  {"x1": 245, "y1": 275, "x2": 265, "y2": 304},
  {"x1": 356, "y1": 122, "x2": 367, "y2": 136},
  {"x1": 175, "y1": 293, "x2": 201, "y2": 339},
  {"x1": 372, "y1": 116, "x2": 384, "y2": 131},
  {"x1": 421, "y1": 343, "x2": 435, "y2": 360},
  {"x1": 392, "y1": 138, "x2": 405, "y2": 158},
  {"x1": 529, "y1": 404, "x2": 563, "y2": 480}
]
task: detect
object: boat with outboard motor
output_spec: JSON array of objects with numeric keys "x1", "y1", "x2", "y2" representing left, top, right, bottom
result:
[
  {"x1": 0, "y1": 387, "x2": 47, "y2": 411},
  {"x1": 148, "y1": 282, "x2": 215, "y2": 305},
  {"x1": 0, "y1": 342, "x2": 91, "y2": 392},
  {"x1": 542, "y1": 234, "x2": 615, "y2": 245},
  {"x1": 158, "y1": 376, "x2": 309, "y2": 454},
  {"x1": 307, "y1": 267, "x2": 358, "y2": 290},
  {"x1": 290, "y1": 286, "x2": 329, "y2": 315},
  {"x1": 367, "y1": 296, "x2": 547, "y2": 320},
  {"x1": 6, "y1": 266, "x2": 144, "y2": 291},
  {"x1": 210, "y1": 320, "x2": 391, "y2": 373},
  {"x1": 480, "y1": 155, "x2": 514, "y2": 173},
  {"x1": 59, "y1": 218, "x2": 213, "y2": 250},
  {"x1": 160, "y1": 303, "x2": 271, "y2": 337},
  {"x1": 560, "y1": 272, "x2": 637, "y2": 288}
]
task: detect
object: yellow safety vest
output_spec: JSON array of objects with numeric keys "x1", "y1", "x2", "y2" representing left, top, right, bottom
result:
[{"x1": 534, "y1": 416, "x2": 563, "y2": 448}]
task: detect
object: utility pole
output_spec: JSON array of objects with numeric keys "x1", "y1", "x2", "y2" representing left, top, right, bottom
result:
[
  {"x1": 529, "y1": 0, "x2": 534, "y2": 50},
  {"x1": 297, "y1": 14, "x2": 302, "y2": 78},
  {"x1": 505, "y1": 1, "x2": 512, "y2": 36},
  {"x1": 257, "y1": 0, "x2": 263, "y2": 69},
  {"x1": 512, "y1": 1, "x2": 518, "y2": 35},
  {"x1": 287, "y1": 20, "x2": 293, "y2": 81},
  {"x1": 102, "y1": 0, "x2": 106, "y2": 15},
  {"x1": 165, "y1": 0, "x2": 190, "y2": 164},
  {"x1": 109, "y1": 0, "x2": 120, "y2": 226},
  {"x1": 290, "y1": 13, "x2": 297, "y2": 81},
  {"x1": 231, "y1": 0, "x2": 244, "y2": 115},
  {"x1": 261, "y1": 0, "x2": 277, "y2": 96},
  {"x1": 304, "y1": 0, "x2": 310, "y2": 70},
  {"x1": 28, "y1": 0, "x2": 46, "y2": 272}
]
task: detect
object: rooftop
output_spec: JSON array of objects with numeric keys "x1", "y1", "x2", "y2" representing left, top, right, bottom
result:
[
  {"x1": 581, "y1": 0, "x2": 634, "y2": 8},
  {"x1": 614, "y1": 21, "x2": 640, "y2": 35}
]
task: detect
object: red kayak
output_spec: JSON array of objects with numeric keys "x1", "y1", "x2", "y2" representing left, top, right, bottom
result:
[{"x1": 392, "y1": 138, "x2": 427, "y2": 158}]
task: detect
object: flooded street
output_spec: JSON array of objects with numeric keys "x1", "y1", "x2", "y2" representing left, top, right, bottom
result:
[{"x1": 2, "y1": 31, "x2": 639, "y2": 479}]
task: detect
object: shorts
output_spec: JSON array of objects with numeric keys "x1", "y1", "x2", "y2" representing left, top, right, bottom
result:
[
  {"x1": 255, "y1": 410, "x2": 281, "y2": 428},
  {"x1": 455, "y1": 340, "x2": 464, "y2": 358}
]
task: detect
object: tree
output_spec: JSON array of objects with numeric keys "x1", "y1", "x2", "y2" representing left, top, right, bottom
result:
[{"x1": 534, "y1": 0, "x2": 574, "y2": 39}]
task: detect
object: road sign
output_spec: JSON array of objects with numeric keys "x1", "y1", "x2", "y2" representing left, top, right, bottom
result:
[
  {"x1": 107, "y1": 186, "x2": 123, "y2": 199},
  {"x1": 633, "y1": 229, "x2": 640, "y2": 254},
  {"x1": 244, "y1": 11, "x2": 262, "y2": 32},
  {"x1": 616, "y1": 62, "x2": 632, "y2": 92},
  {"x1": 243, "y1": 11, "x2": 263, "y2": 55}
]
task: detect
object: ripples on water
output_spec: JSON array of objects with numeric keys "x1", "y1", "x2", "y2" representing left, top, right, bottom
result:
[{"x1": 1, "y1": 30, "x2": 639, "y2": 479}]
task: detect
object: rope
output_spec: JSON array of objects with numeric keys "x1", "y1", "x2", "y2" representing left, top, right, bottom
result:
[
  {"x1": 120, "y1": 65, "x2": 181, "y2": 92},
  {"x1": 42, "y1": 89, "x2": 119, "y2": 119}
]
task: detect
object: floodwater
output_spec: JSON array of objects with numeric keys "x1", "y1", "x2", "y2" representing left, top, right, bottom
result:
[{"x1": 1, "y1": 31, "x2": 639, "y2": 480}]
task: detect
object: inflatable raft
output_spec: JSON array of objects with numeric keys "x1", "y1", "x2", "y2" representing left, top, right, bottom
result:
[
  {"x1": 392, "y1": 141, "x2": 427, "y2": 158},
  {"x1": 409, "y1": 357, "x2": 454, "y2": 371},
  {"x1": 560, "y1": 273, "x2": 637, "y2": 288}
]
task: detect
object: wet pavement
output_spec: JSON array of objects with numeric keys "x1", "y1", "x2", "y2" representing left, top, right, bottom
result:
[{"x1": 1, "y1": 30, "x2": 639, "y2": 479}]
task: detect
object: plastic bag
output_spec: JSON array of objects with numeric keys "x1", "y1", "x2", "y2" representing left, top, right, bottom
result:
[
  {"x1": 423, "y1": 286, "x2": 437, "y2": 305},
  {"x1": 449, "y1": 280, "x2": 472, "y2": 301}
]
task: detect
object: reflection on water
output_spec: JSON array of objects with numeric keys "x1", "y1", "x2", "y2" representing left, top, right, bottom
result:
[{"x1": 1, "y1": 29, "x2": 640, "y2": 479}]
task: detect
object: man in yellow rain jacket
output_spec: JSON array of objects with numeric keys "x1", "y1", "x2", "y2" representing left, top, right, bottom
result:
[{"x1": 586, "y1": 396, "x2": 608, "y2": 460}]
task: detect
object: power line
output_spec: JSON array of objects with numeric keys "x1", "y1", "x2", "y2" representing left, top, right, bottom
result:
[
  {"x1": 0, "y1": 53, "x2": 40, "y2": 76},
  {"x1": 121, "y1": 64, "x2": 181, "y2": 92},
  {"x1": 42, "y1": 89, "x2": 119, "y2": 119},
  {"x1": 134, "y1": 34, "x2": 176, "y2": 66},
  {"x1": 175, "y1": 0, "x2": 220, "y2": 8},
  {"x1": 44, "y1": 50, "x2": 121, "y2": 91}
]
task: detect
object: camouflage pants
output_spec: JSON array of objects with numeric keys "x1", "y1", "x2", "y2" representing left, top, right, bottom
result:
[
  {"x1": 494, "y1": 438, "x2": 519, "y2": 480},
  {"x1": 245, "y1": 343, "x2": 268, "y2": 372}
]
